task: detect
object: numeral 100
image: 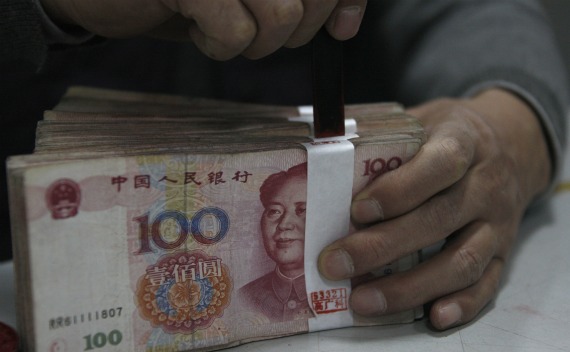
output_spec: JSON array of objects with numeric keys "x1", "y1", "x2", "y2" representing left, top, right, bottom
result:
[
  {"x1": 362, "y1": 157, "x2": 402, "y2": 177},
  {"x1": 84, "y1": 330, "x2": 122, "y2": 350},
  {"x1": 134, "y1": 207, "x2": 230, "y2": 254}
]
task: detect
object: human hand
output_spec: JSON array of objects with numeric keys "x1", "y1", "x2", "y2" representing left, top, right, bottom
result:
[
  {"x1": 318, "y1": 89, "x2": 552, "y2": 329},
  {"x1": 40, "y1": 0, "x2": 366, "y2": 60}
]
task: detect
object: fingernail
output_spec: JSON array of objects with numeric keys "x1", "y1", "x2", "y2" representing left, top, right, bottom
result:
[
  {"x1": 333, "y1": 6, "x2": 363, "y2": 40},
  {"x1": 319, "y1": 248, "x2": 354, "y2": 279},
  {"x1": 437, "y1": 303, "x2": 462, "y2": 329},
  {"x1": 351, "y1": 198, "x2": 384, "y2": 223},
  {"x1": 351, "y1": 287, "x2": 387, "y2": 315}
]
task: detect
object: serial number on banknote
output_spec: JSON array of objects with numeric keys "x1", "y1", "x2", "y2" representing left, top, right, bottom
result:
[{"x1": 48, "y1": 307, "x2": 123, "y2": 330}]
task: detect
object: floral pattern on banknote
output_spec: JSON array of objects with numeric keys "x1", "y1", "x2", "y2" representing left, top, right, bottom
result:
[{"x1": 135, "y1": 250, "x2": 232, "y2": 334}]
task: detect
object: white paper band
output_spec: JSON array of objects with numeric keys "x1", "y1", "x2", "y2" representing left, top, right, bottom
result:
[
  {"x1": 344, "y1": 119, "x2": 357, "y2": 134},
  {"x1": 298, "y1": 105, "x2": 314, "y2": 116},
  {"x1": 302, "y1": 133, "x2": 357, "y2": 331}
]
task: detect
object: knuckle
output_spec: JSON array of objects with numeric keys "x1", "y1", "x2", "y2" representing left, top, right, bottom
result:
[
  {"x1": 360, "y1": 234, "x2": 391, "y2": 267},
  {"x1": 451, "y1": 247, "x2": 486, "y2": 287},
  {"x1": 205, "y1": 22, "x2": 256, "y2": 60},
  {"x1": 435, "y1": 136, "x2": 471, "y2": 180},
  {"x1": 272, "y1": 1, "x2": 304, "y2": 27},
  {"x1": 227, "y1": 20, "x2": 256, "y2": 48},
  {"x1": 425, "y1": 195, "x2": 462, "y2": 235}
]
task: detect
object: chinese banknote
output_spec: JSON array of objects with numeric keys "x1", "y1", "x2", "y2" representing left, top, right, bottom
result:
[{"x1": 8, "y1": 87, "x2": 425, "y2": 351}]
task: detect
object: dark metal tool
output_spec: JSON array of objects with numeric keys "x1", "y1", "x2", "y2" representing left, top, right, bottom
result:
[{"x1": 311, "y1": 29, "x2": 345, "y2": 138}]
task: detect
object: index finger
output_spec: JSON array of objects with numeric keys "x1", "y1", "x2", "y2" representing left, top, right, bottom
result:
[
  {"x1": 284, "y1": 0, "x2": 368, "y2": 48},
  {"x1": 325, "y1": 0, "x2": 367, "y2": 40},
  {"x1": 169, "y1": 0, "x2": 257, "y2": 60},
  {"x1": 351, "y1": 105, "x2": 477, "y2": 224},
  {"x1": 284, "y1": 0, "x2": 338, "y2": 48},
  {"x1": 240, "y1": 0, "x2": 305, "y2": 59}
]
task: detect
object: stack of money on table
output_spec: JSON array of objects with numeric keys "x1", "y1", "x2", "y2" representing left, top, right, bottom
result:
[{"x1": 7, "y1": 87, "x2": 426, "y2": 352}]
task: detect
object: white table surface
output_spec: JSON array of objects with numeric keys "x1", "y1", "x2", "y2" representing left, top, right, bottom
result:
[{"x1": 2, "y1": 133, "x2": 570, "y2": 352}]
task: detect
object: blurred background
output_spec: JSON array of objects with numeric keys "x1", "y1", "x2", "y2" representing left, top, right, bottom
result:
[{"x1": 542, "y1": 0, "x2": 570, "y2": 81}]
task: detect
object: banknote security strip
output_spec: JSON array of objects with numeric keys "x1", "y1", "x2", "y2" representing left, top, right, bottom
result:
[{"x1": 302, "y1": 133, "x2": 358, "y2": 332}]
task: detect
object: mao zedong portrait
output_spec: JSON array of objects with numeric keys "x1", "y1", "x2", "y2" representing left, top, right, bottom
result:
[{"x1": 238, "y1": 162, "x2": 313, "y2": 322}]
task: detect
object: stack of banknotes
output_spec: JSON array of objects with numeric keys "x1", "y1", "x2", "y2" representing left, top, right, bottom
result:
[{"x1": 7, "y1": 87, "x2": 426, "y2": 351}]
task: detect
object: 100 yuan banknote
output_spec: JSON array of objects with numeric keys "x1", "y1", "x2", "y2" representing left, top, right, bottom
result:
[{"x1": 10, "y1": 138, "x2": 422, "y2": 351}]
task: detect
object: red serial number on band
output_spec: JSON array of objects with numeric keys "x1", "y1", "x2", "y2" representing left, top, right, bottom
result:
[{"x1": 311, "y1": 288, "x2": 348, "y2": 314}]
